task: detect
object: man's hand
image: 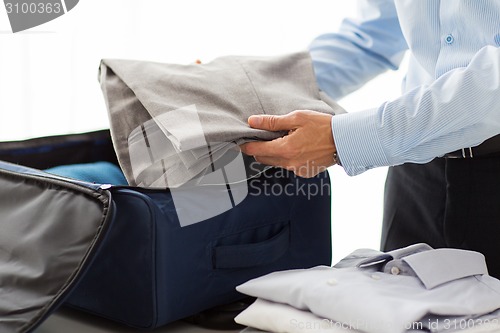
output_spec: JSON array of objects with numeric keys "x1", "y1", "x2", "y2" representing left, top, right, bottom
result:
[{"x1": 240, "y1": 110, "x2": 336, "y2": 178}]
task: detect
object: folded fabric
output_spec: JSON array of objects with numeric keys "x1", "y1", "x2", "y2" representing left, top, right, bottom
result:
[
  {"x1": 99, "y1": 51, "x2": 345, "y2": 188},
  {"x1": 235, "y1": 298, "x2": 358, "y2": 333},
  {"x1": 236, "y1": 299, "x2": 500, "y2": 333},
  {"x1": 236, "y1": 244, "x2": 500, "y2": 333}
]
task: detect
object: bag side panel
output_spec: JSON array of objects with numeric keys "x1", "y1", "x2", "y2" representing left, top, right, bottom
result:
[
  {"x1": 65, "y1": 189, "x2": 158, "y2": 329},
  {"x1": 151, "y1": 170, "x2": 332, "y2": 326},
  {"x1": 65, "y1": 169, "x2": 331, "y2": 329}
]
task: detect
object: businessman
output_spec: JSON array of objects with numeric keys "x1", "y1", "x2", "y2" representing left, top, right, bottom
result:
[{"x1": 241, "y1": 1, "x2": 500, "y2": 277}]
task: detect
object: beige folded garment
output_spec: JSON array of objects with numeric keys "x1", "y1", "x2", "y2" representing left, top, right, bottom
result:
[{"x1": 100, "y1": 51, "x2": 344, "y2": 188}]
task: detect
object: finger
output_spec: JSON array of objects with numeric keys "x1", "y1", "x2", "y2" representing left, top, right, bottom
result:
[
  {"x1": 240, "y1": 139, "x2": 286, "y2": 157},
  {"x1": 248, "y1": 113, "x2": 301, "y2": 132},
  {"x1": 239, "y1": 143, "x2": 253, "y2": 155}
]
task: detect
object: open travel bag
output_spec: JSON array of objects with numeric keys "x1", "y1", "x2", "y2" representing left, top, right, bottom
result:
[{"x1": 0, "y1": 129, "x2": 332, "y2": 332}]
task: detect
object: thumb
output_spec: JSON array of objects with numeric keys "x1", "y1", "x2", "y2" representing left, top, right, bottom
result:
[{"x1": 248, "y1": 114, "x2": 299, "y2": 132}]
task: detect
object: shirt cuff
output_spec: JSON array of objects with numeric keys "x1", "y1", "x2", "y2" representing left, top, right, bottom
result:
[{"x1": 331, "y1": 109, "x2": 390, "y2": 176}]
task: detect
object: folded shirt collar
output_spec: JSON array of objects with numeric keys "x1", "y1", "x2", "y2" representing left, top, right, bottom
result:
[{"x1": 334, "y1": 243, "x2": 488, "y2": 289}]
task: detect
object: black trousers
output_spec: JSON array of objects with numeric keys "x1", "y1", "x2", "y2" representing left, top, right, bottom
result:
[{"x1": 381, "y1": 155, "x2": 500, "y2": 278}]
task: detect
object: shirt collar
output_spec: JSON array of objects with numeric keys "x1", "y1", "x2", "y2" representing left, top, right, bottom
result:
[{"x1": 334, "y1": 243, "x2": 488, "y2": 289}]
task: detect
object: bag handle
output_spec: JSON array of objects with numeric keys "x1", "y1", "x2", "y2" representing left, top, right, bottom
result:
[{"x1": 213, "y1": 225, "x2": 290, "y2": 269}]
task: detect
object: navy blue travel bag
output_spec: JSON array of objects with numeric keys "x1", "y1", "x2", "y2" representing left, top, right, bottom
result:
[{"x1": 0, "y1": 130, "x2": 332, "y2": 331}]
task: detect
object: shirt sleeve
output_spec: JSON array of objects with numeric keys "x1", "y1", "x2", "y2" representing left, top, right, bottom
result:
[
  {"x1": 333, "y1": 45, "x2": 500, "y2": 176},
  {"x1": 308, "y1": 0, "x2": 408, "y2": 100}
]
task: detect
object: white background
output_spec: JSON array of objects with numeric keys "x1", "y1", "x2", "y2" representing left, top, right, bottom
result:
[{"x1": 0, "y1": 0, "x2": 407, "y2": 263}]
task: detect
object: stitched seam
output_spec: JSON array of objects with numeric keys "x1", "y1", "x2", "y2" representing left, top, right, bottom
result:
[{"x1": 237, "y1": 60, "x2": 267, "y2": 115}]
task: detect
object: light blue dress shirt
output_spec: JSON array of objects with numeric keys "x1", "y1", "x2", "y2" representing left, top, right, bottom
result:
[{"x1": 309, "y1": 0, "x2": 500, "y2": 175}]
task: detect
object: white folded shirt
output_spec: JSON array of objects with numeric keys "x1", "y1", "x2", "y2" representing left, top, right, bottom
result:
[
  {"x1": 236, "y1": 299, "x2": 500, "y2": 333},
  {"x1": 236, "y1": 244, "x2": 500, "y2": 333},
  {"x1": 236, "y1": 298, "x2": 359, "y2": 333}
]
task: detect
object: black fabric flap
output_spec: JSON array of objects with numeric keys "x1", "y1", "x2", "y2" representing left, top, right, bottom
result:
[
  {"x1": 0, "y1": 130, "x2": 117, "y2": 170},
  {"x1": 0, "y1": 162, "x2": 113, "y2": 333}
]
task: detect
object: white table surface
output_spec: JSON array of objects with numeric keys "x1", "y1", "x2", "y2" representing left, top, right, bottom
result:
[
  {"x1": 34, "y1": 307, "x2": 500, "y2": 333},
  {"x1": 35, "y1": 308, "x2": 245, "y2": 333}
]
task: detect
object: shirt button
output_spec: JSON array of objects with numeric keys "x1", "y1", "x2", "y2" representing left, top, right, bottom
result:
[
  {"x1": 445, "y1": 34, "x2": 454, "y2": 44},
  {"x1": 390, "y1": 266, "x2": 400, "y2": 275},
  {"x1": 326, "y1": 278, "x2": 338, "y2": 286}
]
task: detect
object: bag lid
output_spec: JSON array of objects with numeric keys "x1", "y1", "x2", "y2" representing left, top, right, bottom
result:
[{"x1": 0, "y1": 161, "x2": 114, "y2": 333}]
